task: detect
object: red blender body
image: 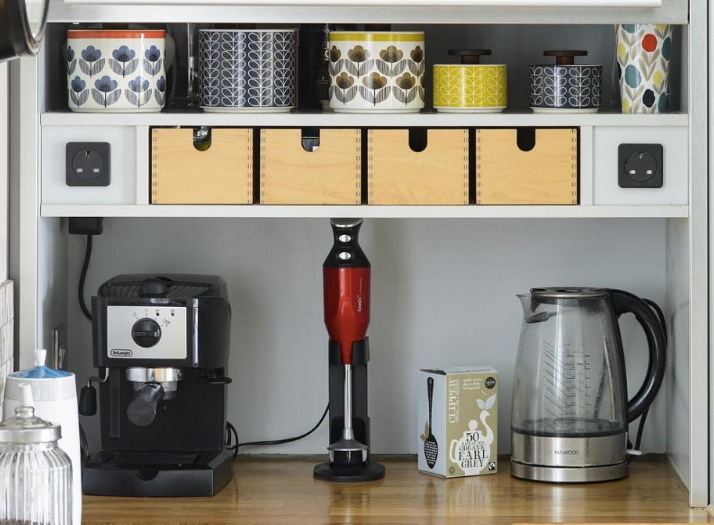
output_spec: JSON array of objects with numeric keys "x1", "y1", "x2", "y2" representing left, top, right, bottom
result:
[{"x1": 323, "y1": 266, "x2": 370, "y2": 365}]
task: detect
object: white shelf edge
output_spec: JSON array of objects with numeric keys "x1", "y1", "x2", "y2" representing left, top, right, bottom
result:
[
  {"x1": 40, "y1": 204, "x2": 689, "y2": 219},
  {"x1": 47, "y1": 2, "x2": 688, "y2": 24},
  {"x1": 40, "y1": 111, "x2": 690, "y2": 128},
  {"x1": 60, "y1": 0, "x2": 661, "y2": 5},
  {"x1": 47, "y1": 0, "x2": 687, "y2": 24}
]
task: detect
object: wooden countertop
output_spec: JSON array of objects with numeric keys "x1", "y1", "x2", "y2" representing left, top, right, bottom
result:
[{"x1": 82, "y1": 456, "x2": 712, "y2": 524}]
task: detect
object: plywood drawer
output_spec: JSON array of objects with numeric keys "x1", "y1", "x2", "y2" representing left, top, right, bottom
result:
[
  {"x1": 260, "y1": 128, "x2": 361, "y2": 205},
  {"x1": 475, "y1": 128, "x2": 578, "y2": 205},
  {"x1": 151, "y1": 128, "x2": 253, "y2": 205},
  {"x1": 367, "y1": 129, "x2": 469, "y2": 205}
]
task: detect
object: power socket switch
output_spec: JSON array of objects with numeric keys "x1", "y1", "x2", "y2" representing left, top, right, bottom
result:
[
  {"x1": 618, "y1": 143, "x2": 663, "y2": 188},
  {"x1": 66, "y1": 142, "x2": 111, "y2": 186}
]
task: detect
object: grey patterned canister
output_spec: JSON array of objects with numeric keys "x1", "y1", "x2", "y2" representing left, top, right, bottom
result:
[
  {"x1": 529, "y1": 50, "x2": 601, "y2": 113},
  {"x1": 198, "y1": 29, "x2": 297, "y2": 112}
]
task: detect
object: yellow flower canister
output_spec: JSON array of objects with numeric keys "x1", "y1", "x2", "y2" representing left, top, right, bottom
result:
[{"x1": 328, "y1": 31, "x2": 425, "y2": 113}]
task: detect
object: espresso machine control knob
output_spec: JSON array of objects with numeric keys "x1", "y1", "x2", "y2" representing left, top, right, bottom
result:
[{"x1": 131, "y1": 318, "x2": 162, "y2": 348}]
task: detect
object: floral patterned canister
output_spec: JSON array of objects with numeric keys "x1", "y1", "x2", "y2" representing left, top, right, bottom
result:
[
  {"x1": 616, "y1": 24, "x2": 672, "y2": 113},
  {"x1": 328, "y1": 31, "x2": 425, "y2": 113},
  {"x1": 66, "y1": 30, "x2": 169, "y2": 112}
]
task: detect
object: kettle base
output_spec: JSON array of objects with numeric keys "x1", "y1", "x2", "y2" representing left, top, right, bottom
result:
[{"x1": 511, "y1": 460, "x2": 628, "y2": 483}]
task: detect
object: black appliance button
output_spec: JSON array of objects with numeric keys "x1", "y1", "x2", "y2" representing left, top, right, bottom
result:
[
  {"x1": 131, "y1": 318, "x2": 162, "y2": 348},
  {"x1": 139, "y1": 278, "x2": 168, "y2": 298}
]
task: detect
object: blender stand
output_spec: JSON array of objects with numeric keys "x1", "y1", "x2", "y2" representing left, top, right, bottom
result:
[{"x1": 313, "y1": 338, "x2": 385, "y2": 482}]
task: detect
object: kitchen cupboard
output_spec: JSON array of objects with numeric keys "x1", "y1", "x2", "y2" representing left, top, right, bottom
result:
[{"x1": 10, "y1": 0, "x2": 708, "y2": 509}]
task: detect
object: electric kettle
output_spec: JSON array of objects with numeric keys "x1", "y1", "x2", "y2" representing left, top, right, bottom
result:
[{"x1": 510, "y1": 287, "x2": 666, "y2": 483}]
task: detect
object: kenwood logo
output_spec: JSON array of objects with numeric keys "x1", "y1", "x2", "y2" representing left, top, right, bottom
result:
[
  {"x1": 110, "y1": 349, "x2": 133, "y2": 357},
  {"x1": 555, "y1": 449, "x2": 579, "y2": 455}
]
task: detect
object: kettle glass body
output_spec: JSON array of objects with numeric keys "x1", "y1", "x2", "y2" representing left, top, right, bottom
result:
[{"x1": 512, "y1": 289, "x2": 626, "y2": 438}]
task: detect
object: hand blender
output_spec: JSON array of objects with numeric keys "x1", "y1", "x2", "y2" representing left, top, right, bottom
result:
[
  {"x1": 324, "y1": 218, "x2": 370, "y2": 464},
  {"x1": 314, "y1": 218, "x2": 385, "y2": 482}
]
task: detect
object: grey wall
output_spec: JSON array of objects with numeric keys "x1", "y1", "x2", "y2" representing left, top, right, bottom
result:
[{"x1": 68, "y1": 217, "x2": 667, "y2": 456}]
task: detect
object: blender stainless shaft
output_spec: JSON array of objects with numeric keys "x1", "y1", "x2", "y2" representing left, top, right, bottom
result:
[{"x1": 328, "y1": 364, "x2": 368, "y2": 462}]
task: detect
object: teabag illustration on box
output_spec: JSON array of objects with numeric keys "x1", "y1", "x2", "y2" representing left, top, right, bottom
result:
[{"x1": 448, "y1": 395, "x2": 496, "y2": 475}]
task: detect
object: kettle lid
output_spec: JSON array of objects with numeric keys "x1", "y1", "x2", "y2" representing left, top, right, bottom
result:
[
  {"x1": 530, "y1": 287, "x2": 608, "y2": 299},
  {"x1": 8, "y1": 349, "x2": 72, "y2": 379}
]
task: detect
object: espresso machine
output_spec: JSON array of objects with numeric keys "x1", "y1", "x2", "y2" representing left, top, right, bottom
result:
[
  {"x1": 313, "y1": 219, "x2": 385, "y2": 482},
  {"x1": 80, "y1": 274, "x2": 233, "y2": 496}
]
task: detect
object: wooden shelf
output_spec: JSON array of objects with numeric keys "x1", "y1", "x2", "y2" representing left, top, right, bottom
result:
[{"x1": 81, "y1": 456, "x2": 709, "y2": 524}]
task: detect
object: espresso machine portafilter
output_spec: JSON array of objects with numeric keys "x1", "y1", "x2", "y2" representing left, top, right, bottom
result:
[
  {"x1": 80, "y1": 274, "x2": 234, "y2": 497},
  {"x1": 314, "y1": 219, "x2": 385, "y2": 482}
]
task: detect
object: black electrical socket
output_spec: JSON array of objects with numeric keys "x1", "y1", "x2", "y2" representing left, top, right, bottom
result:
[
  {"x1": 618, "y1": 144, "x2": 663, "y2": 188},
  {"x1": 66, "y1": 142, "x2": 111, "y2": 186}
]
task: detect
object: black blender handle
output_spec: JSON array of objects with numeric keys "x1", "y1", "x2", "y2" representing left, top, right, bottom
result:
[{"x1": 609, "y1": 289, "x2": 667, "y2": 423}]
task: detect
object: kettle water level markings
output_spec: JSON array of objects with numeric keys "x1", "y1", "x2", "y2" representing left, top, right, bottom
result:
[{"x1": 542, "y1": 342, "x2": 599, "y2": 426}]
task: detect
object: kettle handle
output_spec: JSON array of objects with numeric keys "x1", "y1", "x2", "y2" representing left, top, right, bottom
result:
[{"x1": 609, "y1": 289, "x2": 667, "y2": 423}]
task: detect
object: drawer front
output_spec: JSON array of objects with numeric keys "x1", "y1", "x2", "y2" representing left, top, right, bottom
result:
[
  {"x1": 476, "y1": 128, "x2": 578, "y2": 205},
  {"x1": 151, "y1": 127, "x2": 253, "y2": 205},
  {"x1": 368, "y1": 128, "x2": 469, "y2": 205},
  {"x1": 260, "y1": 128, "x2": 361, "y2": 205}
]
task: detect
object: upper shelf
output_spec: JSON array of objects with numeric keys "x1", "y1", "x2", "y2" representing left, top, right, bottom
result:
[
  {"x1": 47, "y1": 0, "x2": 687, "y2": 23},
  {"x1": 41, "y1": 111, "x2": 689, "y2": 128}
]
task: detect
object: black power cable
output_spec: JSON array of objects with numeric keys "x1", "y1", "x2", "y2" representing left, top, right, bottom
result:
[
  {"x1": 78, "y1": 234, "x2": 93, "y2": 320},
  {"x1": 225, "y1": 403, "x2": 329, "y2": 458}
]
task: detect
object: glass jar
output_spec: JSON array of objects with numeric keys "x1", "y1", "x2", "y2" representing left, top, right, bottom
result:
[{"x1": 0, "y1": 405, "x2": 72, "y2": 525}]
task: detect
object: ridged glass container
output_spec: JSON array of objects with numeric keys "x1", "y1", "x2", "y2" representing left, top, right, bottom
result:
[{"x1": 0, "y1": 406, "x2": 72, "y2": 525}]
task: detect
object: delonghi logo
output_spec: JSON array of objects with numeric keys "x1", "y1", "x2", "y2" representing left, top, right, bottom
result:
[
  {"x1": 555, "y1": 449, "x2": 579, "y2": 455},
  {"x1": 110, "y1": 349, "x2": 133, "y2": 357}
]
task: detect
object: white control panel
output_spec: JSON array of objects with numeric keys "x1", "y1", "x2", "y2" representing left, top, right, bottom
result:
[{"x1": 106, "y1": 305, "x2": 188, "y2": 360}]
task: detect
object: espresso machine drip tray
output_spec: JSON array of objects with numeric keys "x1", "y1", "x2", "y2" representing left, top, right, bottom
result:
[
  {"x1": 83, "y1": 449, "x2": 234, "y2": 497},
  {"x1": 103, "y1": 451, "x2": 206, "y2": 468}
]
